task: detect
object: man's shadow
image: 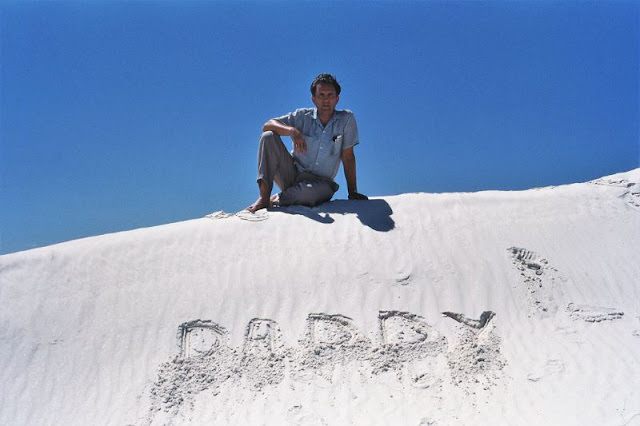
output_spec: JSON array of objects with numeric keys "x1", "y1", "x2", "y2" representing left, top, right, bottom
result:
[{"x1": 272, "y1": 199, "x2": 395, "y2": 232}]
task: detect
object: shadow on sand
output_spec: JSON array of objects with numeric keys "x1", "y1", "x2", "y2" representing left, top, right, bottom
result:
[{"x1": 273, "y1": 199, "x2": 395, "y2": 232}]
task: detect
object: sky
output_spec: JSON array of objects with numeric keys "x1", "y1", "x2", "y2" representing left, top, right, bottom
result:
[{"x1": 1, "y1": 1, "x2": 638, "y2": 255}]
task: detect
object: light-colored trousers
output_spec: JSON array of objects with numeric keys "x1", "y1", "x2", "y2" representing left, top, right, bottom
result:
[{"x1": 257, "y1": 131, "x2": 338, "y2": 207}]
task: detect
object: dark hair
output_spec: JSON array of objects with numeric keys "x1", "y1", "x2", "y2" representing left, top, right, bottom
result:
[{"x1": 310, "y1": 73, "x2": 341, "y2": 96}]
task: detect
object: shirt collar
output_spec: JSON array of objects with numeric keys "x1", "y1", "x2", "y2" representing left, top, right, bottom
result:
[{"x1": 312, "y1": 108, "x2": 337, "y2": 126}]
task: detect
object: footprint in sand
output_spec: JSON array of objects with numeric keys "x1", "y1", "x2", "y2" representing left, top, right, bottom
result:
[
  {"x1": 408, "y1": 356, "x2": 448, "y2": 390},
  {"x1": 566, "y1": 303, "x2": 624, "y2": 322},
  {"x1": 508, "y1": 247, "x2": 560, "y2": 316},
  {"x1": 627, "y1": 190, "x2": 640, "y2": 209},
  {"x1": 179, "y1": 319, "x2": 228, "y2": 358},
  {"x1": 590, "y1": 177, "x2": 640, "y2": 210},
  {"x1": 394, "y1": 272, "x2": 412, "y2": 286},
  {"x1": 527, "y1": 359, "x2": 565, "y2": 382},
  {"x1": 510, "y1": 247, "x2": 546, "y2": 275}
]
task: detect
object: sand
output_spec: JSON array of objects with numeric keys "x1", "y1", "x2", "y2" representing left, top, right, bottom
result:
[{"x1": 1, "y1": 169, "x2": 639, "y2": 425}]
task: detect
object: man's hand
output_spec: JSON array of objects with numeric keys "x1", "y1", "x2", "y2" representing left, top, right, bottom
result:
[
  {"x1": 290, "y1": 128, "x2": 307, "y2": 154},
  {"x1": 348, "y1": 192, "x2": 368, "y2": 200}
]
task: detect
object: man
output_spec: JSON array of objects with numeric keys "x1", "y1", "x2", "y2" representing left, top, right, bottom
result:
[{"x1": 248, "y1": 73, "x2": 367, "y2": 213}]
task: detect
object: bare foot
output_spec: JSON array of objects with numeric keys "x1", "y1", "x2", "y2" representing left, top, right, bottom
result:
[
  {"x1": 247, "y1": 197, "x2": 271, "y2": 213},
  {"x1": 246, "y1": 193, "x2": 281, "y2": 213}
]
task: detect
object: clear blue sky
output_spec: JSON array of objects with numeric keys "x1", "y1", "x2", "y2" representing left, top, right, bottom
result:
[{"x1": 1, "y1": 1, "x2": 638, "y2": 254}]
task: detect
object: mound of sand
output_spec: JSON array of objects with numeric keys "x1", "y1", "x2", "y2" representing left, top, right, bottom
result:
[{"x1": 1, "y1": 170, "x2": 639, "y2": 425}]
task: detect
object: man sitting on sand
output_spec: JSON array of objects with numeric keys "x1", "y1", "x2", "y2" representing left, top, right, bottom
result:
[{"x1": 248, "y1": 73, "x2": 367, "y2": 212}]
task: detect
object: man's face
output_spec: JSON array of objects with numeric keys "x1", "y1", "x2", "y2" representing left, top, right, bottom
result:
[{"x1": 312, "y1": 83, "x2": 339, "y2": 115}]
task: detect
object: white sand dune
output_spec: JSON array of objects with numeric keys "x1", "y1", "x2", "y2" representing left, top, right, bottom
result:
[{"x1": 1, "y1": 170, "x2": 639, "y2": 426}]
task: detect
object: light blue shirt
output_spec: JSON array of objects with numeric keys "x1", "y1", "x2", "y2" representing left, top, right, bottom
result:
[{"x1": 275, "y1": 108, "x2": 359, "y2": 180}]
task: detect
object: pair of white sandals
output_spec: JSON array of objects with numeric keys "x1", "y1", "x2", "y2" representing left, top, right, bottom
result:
[{"x1": 205, "y1": 209, "x2": 268, "y2": 222}]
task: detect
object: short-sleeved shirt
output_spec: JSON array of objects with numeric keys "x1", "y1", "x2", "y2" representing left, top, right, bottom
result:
[{"x1": 275, "y1": 108, "x2": 359, "y2": 180}]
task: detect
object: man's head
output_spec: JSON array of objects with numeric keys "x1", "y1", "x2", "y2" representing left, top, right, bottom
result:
[
  {"x1": 310, "y1": 73, "x2": 341, "y2": 96},
  {"x1": 311, "y1": 74, "x2": 341, "y2": 116}
]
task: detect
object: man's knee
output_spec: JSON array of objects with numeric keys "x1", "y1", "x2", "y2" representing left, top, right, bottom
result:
[
  {"x1": 279, "y1": 180, "x2": 336, "y2": 207},
  {"x1": 260, "y1": 130, "x2": 281, "y2": 144},
  {"x1": 259, "y1": 131, "x2": 286, "y2": 154}
]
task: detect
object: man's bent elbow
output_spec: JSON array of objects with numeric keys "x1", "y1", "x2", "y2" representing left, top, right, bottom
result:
[{"x1": 263, "y1": 119, "x2": 284, "y2": 133}]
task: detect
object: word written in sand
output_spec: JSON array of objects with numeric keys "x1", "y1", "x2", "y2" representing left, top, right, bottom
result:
[{"x1": 148, "y1": 311, "x2": 505, "y2": 416}]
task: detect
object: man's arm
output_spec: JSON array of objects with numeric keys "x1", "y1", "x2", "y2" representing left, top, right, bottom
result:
[
  {"x1": 341, "y1": 147, "x2": 367, "y2": 200},
  {"x1": 263, "y1": 119, "x2": 307, "y2": 153}
]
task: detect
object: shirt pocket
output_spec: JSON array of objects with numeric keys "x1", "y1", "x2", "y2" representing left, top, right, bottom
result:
[{"x1": 331, "y1": 134, "x2": 343, "y2": 155}]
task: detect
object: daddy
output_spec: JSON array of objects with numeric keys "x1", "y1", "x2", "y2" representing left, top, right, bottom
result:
[{"x1": 248, "y1": 73, "x2": 367, "y2": 212}]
